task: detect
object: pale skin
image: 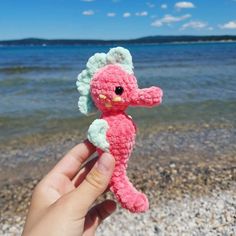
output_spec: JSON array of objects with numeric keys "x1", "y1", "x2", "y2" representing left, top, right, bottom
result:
[{"x1": 22, "y1": 140, "x2": 116, "y2": 236}]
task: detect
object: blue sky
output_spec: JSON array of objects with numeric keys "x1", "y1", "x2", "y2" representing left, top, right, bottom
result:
[{"x1": 1, "y1": 0, "x2": 236, "y2": 40}]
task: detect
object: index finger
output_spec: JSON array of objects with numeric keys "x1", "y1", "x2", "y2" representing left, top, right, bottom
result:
[{"x1": 49, "y1": 140, "x2": 96, "y2": 180}]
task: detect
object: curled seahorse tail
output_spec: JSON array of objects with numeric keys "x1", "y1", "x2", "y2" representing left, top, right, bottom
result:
[{"x1": 110, "y1": 169, "x2": 149, "y2": 213}]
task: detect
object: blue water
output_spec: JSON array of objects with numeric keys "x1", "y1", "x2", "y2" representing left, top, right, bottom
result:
[{"x1": 0, "y1": 43, "x2": 236, "y2": 140}]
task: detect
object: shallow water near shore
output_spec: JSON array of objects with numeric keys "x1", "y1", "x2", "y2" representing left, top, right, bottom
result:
[{"x1": 1, "y1": 42, "x2": 236, "y2": 145}]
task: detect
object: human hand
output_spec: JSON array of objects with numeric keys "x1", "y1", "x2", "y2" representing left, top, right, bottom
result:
[{"x1": 22, "y1": 140, "x2": 116, "y2": 236}]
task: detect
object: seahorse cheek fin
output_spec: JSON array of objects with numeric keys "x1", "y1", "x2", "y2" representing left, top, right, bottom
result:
[{"x1": 130, "y1": 87, "x2": 163, "y2": 107}]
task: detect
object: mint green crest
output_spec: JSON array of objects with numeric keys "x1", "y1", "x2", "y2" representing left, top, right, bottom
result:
[{"x1": 76, "y1": 47, "x2": 134, "y2": 115}]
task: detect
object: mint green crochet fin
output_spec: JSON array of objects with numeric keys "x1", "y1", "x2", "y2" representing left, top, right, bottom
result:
[
  {"x1": 86, "y1": 53, "x2": 107, "y2": 74},
  {"x1": 76, "y1": 47, "x2": 134, "y2": 115},
  {"x1": 87, "y1": 119, "x2": 110, "y2": 152},
  {"x1": 107, "y1": 47, "x2": 134, "y2": 74},
  {"x1": 76, "y1": 53, "x2": 107, "y2": 115}
]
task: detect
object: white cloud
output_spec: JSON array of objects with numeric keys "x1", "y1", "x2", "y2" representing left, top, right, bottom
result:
[
  {"x1": 219, "y1": 21, "x2": 236, "y2": 29},
  {"x1": 107, "y1": 12, "x2": 116, "y2": 17},
  {"x1": 135, "y1": 11, "x2": 148, "y2": 16},
  {"x1": 208, "y1": 27, "x2": 214, "y2": 31},
  {"x1": 82, "y1": 10, "x2": 94, "y2": 16},
  {"x1": 151, "y1": 14, "x2": 191, "y2": 27},
  {"x1": 81, "y1": 0, "x2": 95, "y2": 2},
  {"x1": 123, "y1": 12, "x2": 131, "y2": 18},
  {"x1": 161, "y1": 4, "x2": 168, "y2": 9},
  {"x1": 175, "y1": 1, "x2": 195, "y2": 9},
  {"x1": 146, "y1": 2, "x2": 155, "y2": 8},
  {"x1": 181, "y1": 21, "x2": 207, "y2": 30}
]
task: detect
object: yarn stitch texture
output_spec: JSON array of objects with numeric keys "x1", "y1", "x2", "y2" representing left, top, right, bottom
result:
[{"x1": 76, "y1": 47, "x2": 163, "y2": 213}]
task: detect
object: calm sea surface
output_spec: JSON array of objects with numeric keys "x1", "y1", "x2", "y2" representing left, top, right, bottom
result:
[{"x1": 0, "y1": 43, "x2": 236, "y2": 141}]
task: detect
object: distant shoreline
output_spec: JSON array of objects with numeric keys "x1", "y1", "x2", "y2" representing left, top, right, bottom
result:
[
  {"x1": 1, "y1": 35, "x2": 236, "y2": 46},
  {"x1": 1, "y1": 40, "x2": 236, "y2": 48}
]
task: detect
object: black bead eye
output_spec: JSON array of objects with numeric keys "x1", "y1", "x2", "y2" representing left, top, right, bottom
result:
[{"x1": 115, "y1": 86, "x2": 124, "y2": 95}]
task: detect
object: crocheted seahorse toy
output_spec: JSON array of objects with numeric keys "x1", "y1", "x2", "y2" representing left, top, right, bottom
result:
[{"x1": 76, "y1": 47, "x2": 163, "y2": 213}]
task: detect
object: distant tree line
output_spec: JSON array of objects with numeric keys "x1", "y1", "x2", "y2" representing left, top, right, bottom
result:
[{"x1": 1, "y1": 35, "x2": 236, "y2": 46}]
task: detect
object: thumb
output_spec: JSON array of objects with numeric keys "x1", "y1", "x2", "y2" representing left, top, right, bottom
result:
[{"x1": 68, "y1": 152, "x2": 115, "y2": 218}]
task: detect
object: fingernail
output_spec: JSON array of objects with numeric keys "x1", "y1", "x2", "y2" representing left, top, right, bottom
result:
[{"x1": 96, "y1": 153, "x2": 114, "y2": 173}]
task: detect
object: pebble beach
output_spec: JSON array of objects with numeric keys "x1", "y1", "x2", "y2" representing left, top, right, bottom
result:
[{"x1": 0, "y1": 121, "x2": 235, "y2": 235}]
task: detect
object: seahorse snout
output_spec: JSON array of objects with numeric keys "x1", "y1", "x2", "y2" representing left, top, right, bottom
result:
[{"x1": 130, "y1": 86, "x2": 163, "y2": 107}]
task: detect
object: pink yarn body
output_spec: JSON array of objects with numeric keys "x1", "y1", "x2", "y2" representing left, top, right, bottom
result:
[
  {"x1": 91, "y1": 64, "x2": 163, "y2": 213},
  {"x1": 102, "y1": 112, "x2": 147, "y2": 212}
]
